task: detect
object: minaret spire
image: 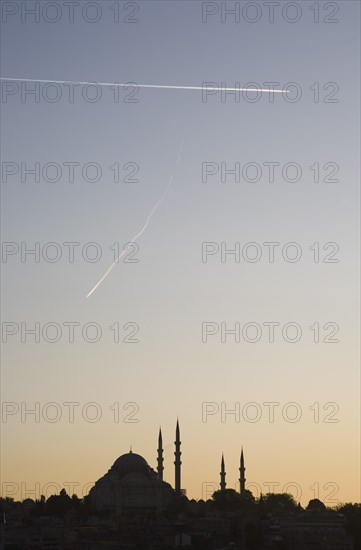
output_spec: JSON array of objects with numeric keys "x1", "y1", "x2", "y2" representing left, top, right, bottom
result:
[
  {"x1": 174, "y1": 419, "x2": 182, "y2": 494},
  {"x1": 239, "y1": 447, "x2": 246, "y2": 495},
  {"x1": 220, "y1": 453, "x2": 226, "y2": 491},
  {"x1": 157, "y1": 427, "x2": 164, "y2": 480}
]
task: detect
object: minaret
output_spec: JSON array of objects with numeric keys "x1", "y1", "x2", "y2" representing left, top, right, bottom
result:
[
  {"x1": 174, "y1": 419, "x2": 182, "y2": 494},
  {"x1": 239, "y1": 447, "x2": 246, "y2": 495},
  {"x1": 157, "y1": 427, "x2": 164, "y2": 480},
  {"x1": 220, "y1": 453, "x2": 226, "y2": 491}
]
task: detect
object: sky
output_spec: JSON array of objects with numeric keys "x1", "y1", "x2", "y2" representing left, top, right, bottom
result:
[{"x1": 1, "y1": 0, "x2": 360, "y2": 506}]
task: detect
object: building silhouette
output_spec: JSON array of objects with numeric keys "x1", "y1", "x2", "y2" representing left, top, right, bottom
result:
[
  {"x1": 220, "y1": 453, "x2": 226, "y2": 492},
  {"x1": 1, "y1": 421, "x2": 357, "y2": 549},
  {"x1": 89, "y1": 419, "x2": 246, "y2": 517}
]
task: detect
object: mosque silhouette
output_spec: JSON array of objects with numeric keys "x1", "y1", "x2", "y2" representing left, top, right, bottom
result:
[{"x1": 89, "y1": 420, "x2": 246, "y2": 516}]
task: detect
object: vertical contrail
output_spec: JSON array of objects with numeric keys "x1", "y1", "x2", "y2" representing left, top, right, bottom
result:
[{"x1": 86, "y1": 141, "x2": 184, "y2": 298}]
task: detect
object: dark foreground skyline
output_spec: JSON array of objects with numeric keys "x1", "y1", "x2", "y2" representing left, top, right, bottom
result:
[{"x1": 1, "y1": 418, "x2": 360, "y2": 548}]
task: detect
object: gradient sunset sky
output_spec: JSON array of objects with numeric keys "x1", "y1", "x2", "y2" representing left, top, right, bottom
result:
[{"x1": 1, "y1": 0, "x2": 360, "y2": 506}]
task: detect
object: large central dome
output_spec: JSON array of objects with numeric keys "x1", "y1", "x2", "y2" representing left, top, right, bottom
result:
[
  {"x1": 88, "y1": 422, "x2": 182, "y2": 515},
  {"x1": 113, "y1": 451, "x2": 152, "y2": 478}
]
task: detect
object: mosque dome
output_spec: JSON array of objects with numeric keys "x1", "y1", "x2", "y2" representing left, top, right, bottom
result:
[
  {"x1": 113, "y1": 451, "x2": 152, "y2": 478},
  {"x1": 89, "y1": 422, "x2": 184, "y2": 515}
]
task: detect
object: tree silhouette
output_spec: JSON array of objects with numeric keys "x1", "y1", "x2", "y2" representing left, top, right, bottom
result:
[
  {"x1": 306, "y1": 498, "x2": 326, "y2": 511},
  {"x1": 240, "y1": 489, "x2": 256, "y2": 507},
  {"x1": 262, "y1": 493, "x2": 298, "y2": 513},
  {"x1": 46, "y1": 488, "x2": 72, "y2": 517},
  {"x1": 212, "y1": 489, "x2": 242, "y2": 512}
]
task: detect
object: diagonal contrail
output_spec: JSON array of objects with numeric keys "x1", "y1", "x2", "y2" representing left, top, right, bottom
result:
[
  {"x1": 85, "y1": 141, "x2": 184, "y2": 298},
  {"x1": 0, "y1": 77, "x2": 288, "y2": 93},
  {"x1": 1, "y1": 77, "x2": 287, "y2": 297}
]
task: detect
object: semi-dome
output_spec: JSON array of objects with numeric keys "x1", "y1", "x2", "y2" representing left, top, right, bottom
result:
[{"x1": 113, "y1": 451, "x2": 152, "y2": 477}]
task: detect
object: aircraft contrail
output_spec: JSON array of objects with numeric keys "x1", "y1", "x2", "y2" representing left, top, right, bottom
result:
[
  {"x1": 0, "y1": 77, "x2": 288, "y2": 93},
  {"x1": 1, "y1": 76, "x2": 287, "y2": 297},
  {"x1": 85, "y1": 141, "x2": 184, "y2": 298}
]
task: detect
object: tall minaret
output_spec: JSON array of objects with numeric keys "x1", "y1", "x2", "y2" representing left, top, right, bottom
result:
[
  {"x1": 239, "y1": 447, "x2": 246, "y2": 495},
  {"x1": 220, "y1": 453, "x2": 226, "y2": 491},
  {"x1": 174, "y1": 419, "x2": 182, "y2": 494},
  {"x1": 157, "y1": 427, "x2": 164, "y2": 480}
]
